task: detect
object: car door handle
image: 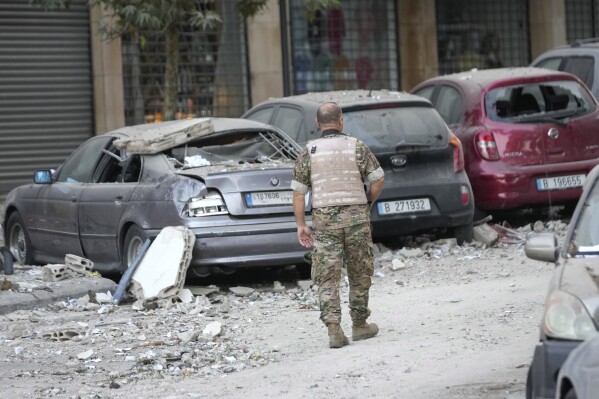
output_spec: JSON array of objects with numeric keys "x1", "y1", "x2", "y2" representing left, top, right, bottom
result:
[
  {"x1": 115, "y1": 195, "x2": 123, "y2": 201},
  {"x1": 71, "y1": 196, "x2": 77, "y2": 203}
]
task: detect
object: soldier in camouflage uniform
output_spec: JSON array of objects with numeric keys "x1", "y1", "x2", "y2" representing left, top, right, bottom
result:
[{"x1": 291, "y1": 102, "x2": 385, "y2": 348}]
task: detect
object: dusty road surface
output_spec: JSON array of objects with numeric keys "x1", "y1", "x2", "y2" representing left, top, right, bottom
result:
[{"x1": 0, "y1": 220, "x2": 563, "y2": 399}]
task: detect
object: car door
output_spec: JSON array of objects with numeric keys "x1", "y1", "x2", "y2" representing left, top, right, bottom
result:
[
  {"x1": 77, "y1": 144, "x2": 142, "y2": 264},
  {"x1": 34, "y1": 136, "x2": 112, "y2": 260}
]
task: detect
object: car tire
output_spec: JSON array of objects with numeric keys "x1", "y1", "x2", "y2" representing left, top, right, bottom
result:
[
  {"x1": 453, "y1": 222, "x2": 473, "y2": 246},
  {"x1": 6, "y1": 212, "x2": 33, "y2": 265},
  {"x1": 122, "y1": 225, "x2": 148, "y2": 270}
]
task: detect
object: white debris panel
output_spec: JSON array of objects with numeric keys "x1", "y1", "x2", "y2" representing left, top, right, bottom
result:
[{"x1": 130, "y1": 226, "x2": 195, "y2": 302}]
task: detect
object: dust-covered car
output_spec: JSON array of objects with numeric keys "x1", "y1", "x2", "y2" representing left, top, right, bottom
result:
[
  {"x1": 3, "y1": 118, "x2": 309, "y2": 277},
  {"x1": 243, "y1": 90, "x2": 475, "y2": 244},
  {"x1": 411, "y1": 67, "x2": 599, "y2": 214},
  {"x1": 524, "y1": 163, "x2": 599, "y2": 399}
]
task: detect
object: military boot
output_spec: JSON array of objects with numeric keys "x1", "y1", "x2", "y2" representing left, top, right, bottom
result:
[
  {"x1": 327, "y1": 324, "x2": 349, "y2": 348},
  {"x1": 352, "y1": 322, "x2": 379, "y2": 341}
]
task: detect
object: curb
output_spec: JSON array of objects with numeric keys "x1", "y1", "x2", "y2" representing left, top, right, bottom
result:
[{"x1": 0, "y1": 277, "x2": 117, "y2": 315}]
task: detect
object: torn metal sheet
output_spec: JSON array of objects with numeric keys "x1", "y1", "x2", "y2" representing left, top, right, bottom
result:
[
  {"x1": 114, "y1": 118, "x2": 214, "y2": 154},
  {"x1": 130, "y1": 226, "x2": 195, "y2": 302}
]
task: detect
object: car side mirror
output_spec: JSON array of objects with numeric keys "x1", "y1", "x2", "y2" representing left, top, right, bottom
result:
[
  {"x1": 525, "y1": 232, "x2": 559, "y2": 263},
  {"x1": 34, "y1": 170, "x2": 53, "y2": 184}
]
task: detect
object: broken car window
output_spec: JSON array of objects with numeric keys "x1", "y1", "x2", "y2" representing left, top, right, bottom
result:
[
  {"x1": 485, "y1": 80, "x2": 595, "y2": 123},
  {"x1": 166, "y1": 130, "x2": 299, "y2": 169}
]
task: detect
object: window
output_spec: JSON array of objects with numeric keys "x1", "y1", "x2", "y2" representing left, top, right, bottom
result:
[
  {"x1": 288, "y1": 0, "x2": 399, "y2": 94},
  {"x1": 436, "y1": 86, "x2": 464, "y2": 125},
  {"x1": 94, "y1": 150, "x2": 142, "y2": 184},
  {"x1": 413, "y1": 85, "x2": 435, "y2": 101},
  {"x1": 485, "y1": 80, "x2": 596, "y2": 122},
  {"x1": 272, "y1": 107, "x2": 304, "y2": 143},
  {"x1": 563, "y1": 56, "x2": 595, "y2": 90},
  {"x1": 535, "y1": 57, "x2": 563, "y2": 71},
  {"x1": 245, "y1": 107, "x2": 274, "y2": 124},
  {"x1": 343, "y1": 106, "x2": 448, "y2": 152},
  {"x1": 57, "y1": 137, "x2": 111, "y2": 183}
]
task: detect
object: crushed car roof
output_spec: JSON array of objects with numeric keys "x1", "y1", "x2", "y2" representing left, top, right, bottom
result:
[
  {"x1": 261, "y1": 89, "x2": 430, "y2": 108},
  {"x1": 110, "y1": 117, "x2": 278, "y2": 155}
]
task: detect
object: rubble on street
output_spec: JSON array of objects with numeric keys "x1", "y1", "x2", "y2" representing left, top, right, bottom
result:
[{"x1": 0, "y1": 219, "x2": 569, "y2": 398}]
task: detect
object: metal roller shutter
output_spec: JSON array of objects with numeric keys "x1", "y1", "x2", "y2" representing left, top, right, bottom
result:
[{"x1": 0, "y1": 0, "x2": 93, "y2": 198}]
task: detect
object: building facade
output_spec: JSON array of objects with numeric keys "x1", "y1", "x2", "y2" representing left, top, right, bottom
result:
[{"x1": 0, "y1": 0, "x2": 594, "y2": 197}]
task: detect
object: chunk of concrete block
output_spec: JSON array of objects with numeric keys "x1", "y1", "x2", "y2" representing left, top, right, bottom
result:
[
  {"x1": 473, "y1": 223, "x2": 499, "y2": 247},
  {"x1": 202, "y1": 321, "x2": 222, "y2": 339},
  {"x1": 42, "y1": 264, "x2": 68, "y2": 282},
  {"x1": 65, "y1": 254, "x2": 94, "y2": 275},
  {"x1": 229, "y1": 286, "x2": 254, "y2": 297},
  {"x1": 130, "y1": 226, "x2": 195, "y2": 302}
]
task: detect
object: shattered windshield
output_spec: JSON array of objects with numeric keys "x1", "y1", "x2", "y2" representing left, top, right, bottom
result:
[
  {"x1": 568, "y1": 176, "x2": 599, "y2": 256},
  {"x1": 485, "y1": 80, "x2": 595, "y2": 124},
  {"x1": 166, "y1": 129, "x2": 299, "y2": 170}
]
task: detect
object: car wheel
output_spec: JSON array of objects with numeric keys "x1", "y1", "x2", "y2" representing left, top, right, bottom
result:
[
  {"x1": 6, "y1": 212, "x2": 33, "y2": 265},
  {"x1": 453, "y1": 222, "x2": 473, "y2": 246},
  {"x1": 564, "y1": 387, "x2": 577, "y2": 399},
  {"x1": 122, "y1": 225, "x2": 148, "y2": 269}
]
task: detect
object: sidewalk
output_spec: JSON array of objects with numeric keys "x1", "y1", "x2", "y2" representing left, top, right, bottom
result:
[{"x1": 0, "y1": 264, "x2": 116, "y2": 315}]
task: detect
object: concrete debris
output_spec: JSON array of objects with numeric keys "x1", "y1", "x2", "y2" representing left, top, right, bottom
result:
[
  {"x1": 297, "y1": 280, "x2": 312, "y2": 291},
  {"x1": 391, "y1": 259, "x2": 407, "y2": 271},
  {"x1": 202, "y1": 321, "x2": 222, "y2": 339},
  {"x1": 95, "y1": 292, "x2": 114, "y2": 304},
  {"x1": 186, "y1": 285, "x2": 219, "y2": 296},
  {"x1": 473, "y1": 223, "x2": 499, "y2": 247},
  {"x1": 131, "y1": 226, "x2": 196, "y2": 303},
  {"x1": 64, "y1": 254, "x2": 94, "y2": 276},
  {"x1": 397, "y1": 247, "x2": 425, "y2": 258},
  {"x1": 42, "y1": 264, "x2": 68, "y2": 282},
  {"x1": 77, "y1": 349, "x2": 94, "y2": 360},
  {"x1": 42, "y1": 330, "x2": 80, "y2": 341},
  {"x1": 1, "y1": 277, "x2": 13, "y2": 291},
  {"x1": 229, "y1": 286, "x2": 255, "y2": 297},
  {"x1": 273, "y1": 281, "x2": 286, "y2": 293},
  {"x1": 533, "y1": 220, "x2": 545, "y2": 232},
  {"x1": 178, "y1": 288, "x2": 194, "y2": 303}
]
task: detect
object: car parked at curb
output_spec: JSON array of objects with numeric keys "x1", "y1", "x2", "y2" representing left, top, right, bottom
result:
[
  {"x1": 3, "y1": 118, "x2": 309, "y2": 277},
  {"x1": 523, "y1": 162, "x2": 599, "y2": 399},
  {"x1": 243, "y1": 90, "x2": 475, "y2": 244},
  {"x1": 411, "y1": 67, "x2": 599, "y2": 215}
]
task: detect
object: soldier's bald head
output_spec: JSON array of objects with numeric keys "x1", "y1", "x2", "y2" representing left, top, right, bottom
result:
[{"x1": 316, "y1": 102, "x2": 343, "y2": 129}]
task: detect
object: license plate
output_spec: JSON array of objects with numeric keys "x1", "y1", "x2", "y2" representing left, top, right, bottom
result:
[
  {"x1": 536, "y1": 174, "x2": 585, "y2": 191},
  {"x1": 245, "y1": 191, "x2": 293, "y2": 207},
  {"x1": 377, "y1": 198, "x2": 431, "y2": 215}
]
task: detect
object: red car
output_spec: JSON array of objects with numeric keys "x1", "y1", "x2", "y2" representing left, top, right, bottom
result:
[{"x1": 411, "y1": 67, "x2": 599, "y2": 213}]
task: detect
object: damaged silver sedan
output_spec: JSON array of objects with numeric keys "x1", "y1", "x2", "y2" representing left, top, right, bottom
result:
[{"x1": 3, "y1": 118, "x2": 309, "y2": 277}]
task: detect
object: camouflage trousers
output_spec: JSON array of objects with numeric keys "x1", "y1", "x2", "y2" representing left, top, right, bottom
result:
[{"x1": 312, "y1": 222, "x2": 375, "y2": 326}]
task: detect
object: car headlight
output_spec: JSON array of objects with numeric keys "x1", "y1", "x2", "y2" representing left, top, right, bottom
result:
[
  {"x1": 186, "y1": 193, "x2": 228, "y2": 217},
  {"x1": 544, "y1": 290, "x2": 596, "y2": 340}
]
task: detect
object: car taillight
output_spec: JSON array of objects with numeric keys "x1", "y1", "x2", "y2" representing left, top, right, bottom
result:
[
  {"x1": 460, "y1": 185, "x2": 470, "y2": 206},
  {"x1": 475, "y1": 131, "x2": 500, "y2": 160},
  {"x1": 449, "y1": 132, "x2": 465, "y2": 173}
]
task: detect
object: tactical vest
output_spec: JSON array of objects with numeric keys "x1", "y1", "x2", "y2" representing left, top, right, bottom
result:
[{"x1": 308, "y1": 136, "x2": 367, "y2": 208}]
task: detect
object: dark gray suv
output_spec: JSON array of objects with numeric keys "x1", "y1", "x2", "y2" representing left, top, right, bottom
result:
[
  {"x1": 243, "y1": 90, "x2": 475, "y2": 244},
  {"x1": 531, "y1": 39, "x2": 599, "y2": 99}
]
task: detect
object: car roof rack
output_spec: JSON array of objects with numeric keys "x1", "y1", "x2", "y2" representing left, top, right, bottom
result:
[{"x1": 570, "y1": 37, "x2": 599, "y2": 47}]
